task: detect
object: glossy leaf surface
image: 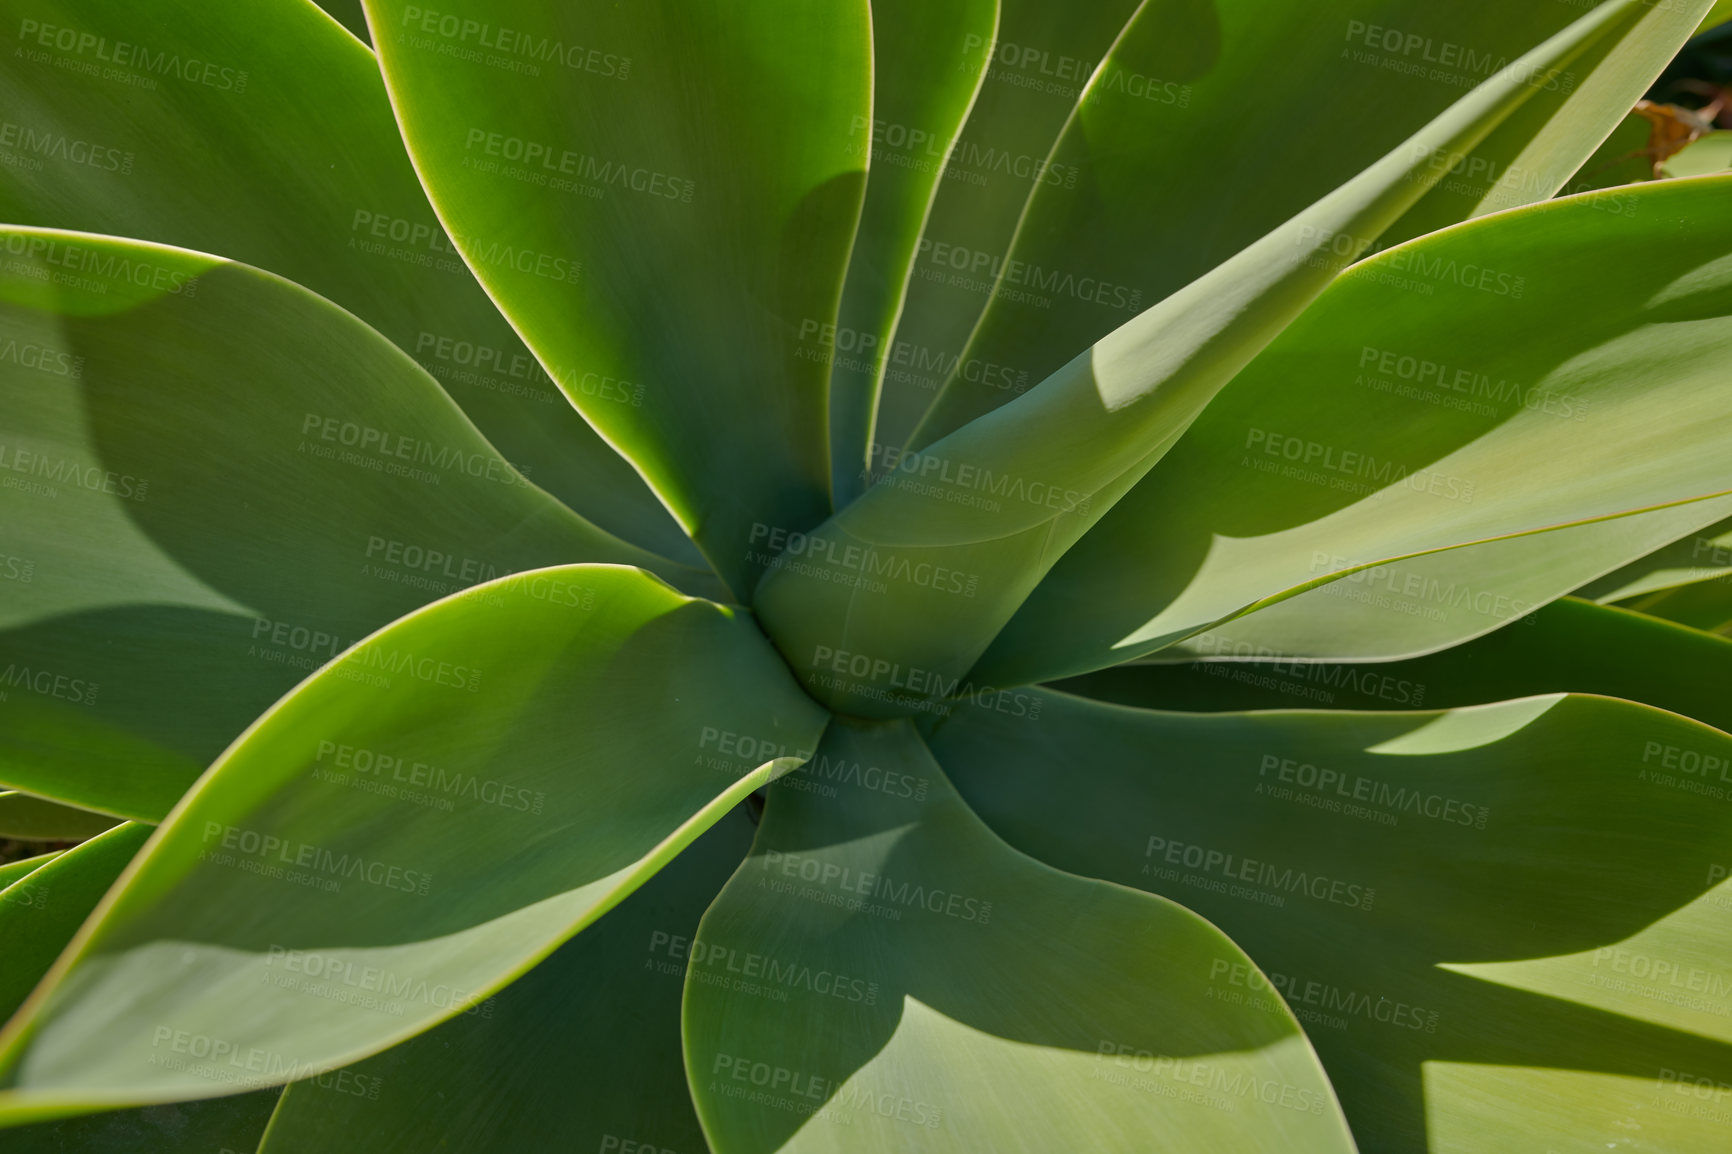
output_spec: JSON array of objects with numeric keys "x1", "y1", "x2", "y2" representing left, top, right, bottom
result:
[
  {"x1": 0, "y1": 0, "x2": 683, "y2": 556},
  {"x1": 684, "y1": 720, "x2": 1354, "y2": 1153},
  {"x1": 931, "y1": 689, "x2": 1732, "y2": 1151},
  {"x1": 365, "y1": 0, "x2": 873, "y2": 596},
  {"x1": 0, "y1": 229, "x2": 691, "y2": 821},
  {"x1": 0, "y1": 565, "x2": 826, "y2": 1120}
]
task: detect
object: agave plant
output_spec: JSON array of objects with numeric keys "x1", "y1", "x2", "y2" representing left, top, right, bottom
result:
[{"x1": 4, "y1": 0, "x2": 1732, "y2": 1149}]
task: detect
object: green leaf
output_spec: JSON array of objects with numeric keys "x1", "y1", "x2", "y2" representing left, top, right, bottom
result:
[
  {"x1": 1665, "y1": 129, "x2": 1732, "y2": 177},
  {"x1": 977, "y1": 173, "x2": 1732, "y2": 685},
  {"x1": 0, "y1": 228, "x2": 703, "y2": 822},
  {"x1": 1142, "y1": 492, "x2": 1732, "y2": 665},
  {"x1": 0, "y1": 855, "x2": 60, "y2": 894},
  {"x1": 0, "y1": 795, "x2": 120, "y2": 843},
  {"x1": 929, "y1": 688, "x2": 1732, "y2": 1151},
  {"x1": 0, "y1": 0, "x2": 686, "y2": 558},
  {"x1": 1056, "y1": 596, "x2": 1732, "y2": 735},
  {"x1": 0, "y1": 1092, "x2": 279, "y2": 1153},
  {"x1": 0, "y1": 823, "x2": 149, "y2": 1022},
  {"x1": 826, "y1": 0, "x2": 998, "y2": 505},
  {"x1": 1699, "y1": 0, "x2": 1732, "y2": 34},
  {"x1": 867, "y1": 0, "x2": 1145, "y2": 460},
  {"x1": 257, "y1": 807, "x2": 755, "y2": 1154},
  {"x1": 1621, "y1": 578, "x2": 1732, "y2": 635},
  {"x1": 755, "y1": 3, "x2": 1673, "y2": 715},
  {"x1": 364, "y1": 0, "x2": 872, "y2": 597},
  {"x1": 1578, "y1": 514, "x2": 1732, "y2": 601},
  {"x1": 683, "y1": 719, "x2": 1355, "y2": 1153},
  {"x1": 912, "y1": 0, "x2": 1709, "y2": 446},
  {"x1": 0, "y1": 563, "x2": 827, "y2": 1122}
]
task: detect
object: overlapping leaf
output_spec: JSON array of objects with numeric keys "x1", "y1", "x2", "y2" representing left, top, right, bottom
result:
[
  {"x1": 0, "y1": 0, "x2": 684, "y2": 556},
  {"x1": 364, "y1": 0, "x2": 872, "y2": 596},
  {"x1": 0, "y1": 229, "x2": 695, "y2": 820},
  {"x1": 0, "y1": 565, "x2": 826, "y2": 1121},
  {"x1": 977, "y1": 173, "x2": 1732, "y2": 684},
  {"x1": 826, "y1": 0, "x2": 997, "y2": 504},
  {"x1": 684, "y1": 720, "x2": 1355, "y2": 1153},
  {"x1": 929, "y1": 687, "x2": 1732, "y2": 1151},
  {"x1": 1059, "y1": 597, "x2": 1732, "y2": 735},
  {"x1": 912, "y1": 0, "x2": 1709, "y2": 445},
  {"x1": 257, "y1": 809, "x2": 755, "y2": 1154},
  {"x1": 756, "y1": 4, "x2": 1681, "y2": 714}
]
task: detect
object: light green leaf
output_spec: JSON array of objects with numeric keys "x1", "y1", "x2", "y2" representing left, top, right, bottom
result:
[
  {"x1": 0, "y1": 228, "x2": 702, "y2": 822},
  {"x1": 1699, "y1": 0, "x2": 1732, "y2": 34},
  {"x1": 1147, "y1": 493, "x2": 1732, "y2": 664},
  {"x1": 755, "y1": 3, "x2": 1670, "y2": 715},
  {"x1": 0, "y1": 856, "x2": 60, "y2": 894},
  {"x1": 977, "y1": 173, "x2": 1732, "y2": 685},
  {"x1": 683, "y1": 719, "x2": 1355, "y2": 1153},
  {"x1": 867, "y1": 0, "x2": 1144, "y2": 459},
  {"x1": 913, "y1": 0, "x2": 1708, "y2": 446},
  {"x1": 929, "y1": 688, "x2": 1732, "y2": 1152},
  {"x1": 0, "y1": 0, "x2": 685, "y2": 558},
  {"x1": 826, "y1": 0, "x2": 998, "y2": 505},
  {"x1": 0, "y1": 563, "x2": 827, "y2": 1122},
  {"x1": 1578, "y1": 514, "x2": 1732, "y2": 601},
  {"x1": 1057, "y1": 596, "x2": 1732, "y2": 735},
  {"x1": 257, "y1": 807, "x2": 754, "y2": 1154},
  {"x1": 0, "y1": 795, "x2": 120, "y2": 843},
  {"x1": 364, "y1": 0, "x2": 872, "y2": 597},
  {"x1": 0, "y1": 823, "x2": 149, "y2": 1022},
  {"x1": 1665, "y1": 129, "x2": 1732, "y2": 177}
]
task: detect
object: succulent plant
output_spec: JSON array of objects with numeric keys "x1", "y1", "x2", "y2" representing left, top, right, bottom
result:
[{"x1": 2, "y1": 0, "x2": 1732, "y2": 1150}]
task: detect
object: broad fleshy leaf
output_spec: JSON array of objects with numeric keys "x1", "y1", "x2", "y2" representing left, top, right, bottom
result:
[
  {"x1": 976, "y1": 173, "x2": 1732, "y2": 684},
  {"x1": 929, "y1": 688, "x2": 1732, "y2": 1151},
  {"x1": 1059, "y1": 596, "x2": 1732, "y2": 736},
  {"x1": 912, "y1": 0, "x2": 1710, "y2": 445},
  {"x1": 826, "y1": 0, "x2": 998, "y2": 505},
  {"x1": 1578, "y1": 513, "x2": 1732, "y2": 601},
  {"x1": 0, "y1": 795, "x2": 119, "y2": 843},
  {"x1": 365, "y1": 0, "x2": 872, "y2": 597},
  {"x1": 257, "y1": 807, "x2": 755, "y2": 1154},
  {"x1": 0, "y1": 855, "x2": 59, "y2": 893},
  {"x1": 864, "y1": 0, "x2": 1153, "y2": 464},
  {"x1": 1139, "y1": 492, "x2": 1732, "y2": 665},
  {"x1": 0, "y1": 228, "x2": 700, "y2": 821},
  {"x1": 756, "y1": 4, "x2": 1675, "y2": 715},
  {"x1": 0, "y1": 0, "x2": 684, "y2": 557},
  {"x1": 683, "y1": 719, "x2": 1355, "y2": 1153},
  {"x1": 0, "y1": 564, "x2": 827, "y2": 1121},
  {"x1": 0, "y1": 823, "x2": 149, "y2": 1021}
]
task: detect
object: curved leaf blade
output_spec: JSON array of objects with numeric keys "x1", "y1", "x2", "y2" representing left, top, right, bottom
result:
[
  {"x1": 256, "y1": 807, "x2": 755, "y2": 1154},
  {"x1": 0, "y1": 228, "x2": 697, "y2": 821},
  {"x1": 979, "y1": 173, "x2": 1732, "y2": 685},
  {"x1": 756, "y1": 3, "x2": 1658, "y2": 714},
  {"x1": 0, "y1": 823, "x2": 149, "y2": 1023},
  {"x1": 903, "y1": 0, "x2": 1707, "y2": 447},
  {"x1": 0, "y1": 0, "x2": 685, "y2": 557},
  {"x1": 929, "y1": 688, "x2": 1732, "y2": 1151},
  {"x1": 684, "y1": 719, "x2": 1355, "y2": 1153},
  {"x1": 0, "y1": 564, "x2": 827, "y2": 1120},
  {"x1": 827, "y1": 0, "x2": 998, "y2": 505},
  {"x1": 1059, "y1": 597, "x2": 1732, "y2": 735},
  {"x1": 365, "y1": 0, "x2": 872, "y2": 596}
]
